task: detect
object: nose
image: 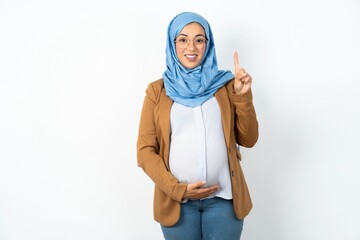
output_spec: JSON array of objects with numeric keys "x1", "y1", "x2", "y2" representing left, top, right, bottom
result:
[{"x1": 187, "y1": 40, "x2": 196, "y2": 50}]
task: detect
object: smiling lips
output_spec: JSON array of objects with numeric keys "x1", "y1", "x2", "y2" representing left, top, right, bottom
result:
[{"x1": 185, "y1": 54, "x2": 197, "y2": 61}]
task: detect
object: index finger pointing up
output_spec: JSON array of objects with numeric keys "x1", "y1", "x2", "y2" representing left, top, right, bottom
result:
[{"x1": 234, "y1": 51, "x2": 240, "y2": 74}]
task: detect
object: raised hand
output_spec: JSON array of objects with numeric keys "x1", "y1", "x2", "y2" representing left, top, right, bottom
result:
[
  {"x1": 233, "y1": 52, "x2": 252, "y2": 94},
  {"x1": 182, "y1": 181, "x2": 220, "y2": 201}
]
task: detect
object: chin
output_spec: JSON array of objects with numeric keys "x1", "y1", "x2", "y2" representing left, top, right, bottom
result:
[{"x1": 182, "y1": 62, "x2": 200, "y2": 69}]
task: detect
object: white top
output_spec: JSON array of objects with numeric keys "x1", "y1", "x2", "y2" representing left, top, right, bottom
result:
[{"x1": 169, "y1": 96, "x2": 232, "y2": 200}]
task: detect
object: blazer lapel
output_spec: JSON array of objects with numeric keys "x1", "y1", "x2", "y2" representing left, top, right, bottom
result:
[
  {"x1": 158, "y1": 88, "x2": 173, "y2": 166},
  {"x1": 215, "y1": 87, "x2": 231, "y2": 148}
]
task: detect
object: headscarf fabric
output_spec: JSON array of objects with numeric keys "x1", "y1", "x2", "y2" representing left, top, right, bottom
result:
[{"x1": 162, "y1": 12, "x2": 234, "y2": 108}]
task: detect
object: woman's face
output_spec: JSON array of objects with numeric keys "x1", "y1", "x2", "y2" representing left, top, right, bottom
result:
[{"x1": 175, "y1": 22, "x2": 206, "y2": 69}]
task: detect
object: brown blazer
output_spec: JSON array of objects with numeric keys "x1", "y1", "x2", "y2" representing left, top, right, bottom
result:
[{"x1": 137, "y1": 78, "x2": 258, "y2": 227}]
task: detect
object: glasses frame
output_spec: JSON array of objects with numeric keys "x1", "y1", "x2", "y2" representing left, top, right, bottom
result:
[{"x1": 174, "y1": 36, "x2": 208, "y2": 49}]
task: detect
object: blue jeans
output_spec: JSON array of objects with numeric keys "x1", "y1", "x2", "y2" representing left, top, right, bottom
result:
[{"x1": 161, "y1": 197, "x2": 244, "y2": 240}]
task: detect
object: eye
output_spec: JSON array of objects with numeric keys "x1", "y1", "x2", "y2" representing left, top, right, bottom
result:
[
  {"x1": 195, "y1": 37, "x2": 206, "y2": 44},
  {"x1": 177, "y1": 37, "x2": 188, "y2": 43}
]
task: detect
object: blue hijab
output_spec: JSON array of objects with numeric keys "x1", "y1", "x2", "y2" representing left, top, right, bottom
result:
[{"x1": 162, "y1": 12, "x2": 234, "y2": 108}]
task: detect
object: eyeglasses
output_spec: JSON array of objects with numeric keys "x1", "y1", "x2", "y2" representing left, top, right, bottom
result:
[{"x1": 174, "y1": 36, "x2": 207, "y2": 49}]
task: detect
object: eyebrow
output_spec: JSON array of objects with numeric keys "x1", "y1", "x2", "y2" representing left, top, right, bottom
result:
[{"x1": 177, "y1": 33, "x2": 206, "y2": 38}]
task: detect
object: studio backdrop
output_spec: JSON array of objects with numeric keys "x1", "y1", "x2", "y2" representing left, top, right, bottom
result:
[{"x1": 0, "y1": 0, "x2": 359, "y2": 239}]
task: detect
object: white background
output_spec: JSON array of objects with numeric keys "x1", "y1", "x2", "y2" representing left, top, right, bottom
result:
[{"x1": 1, "y1": 0, "x2": 359, "y2": 239}]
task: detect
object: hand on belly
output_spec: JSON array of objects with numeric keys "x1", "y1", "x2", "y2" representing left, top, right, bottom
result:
[{"x1": 182, "y1": 181, "x2": 220, "y2": 200}]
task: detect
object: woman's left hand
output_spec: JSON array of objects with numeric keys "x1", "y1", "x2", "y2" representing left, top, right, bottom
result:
[{"x1": 233, "y1": 52, "x2": 252, "y2": 94}]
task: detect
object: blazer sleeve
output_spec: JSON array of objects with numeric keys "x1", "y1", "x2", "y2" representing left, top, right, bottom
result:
[
  {"x1": 228, "y1": 84, "x2": 259, "y2": 148},
  {"x1": 136, "y1": 82, "x2": 187, "y2": 202}
]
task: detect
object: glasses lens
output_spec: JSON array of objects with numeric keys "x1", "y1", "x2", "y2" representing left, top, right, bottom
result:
[
  {"x1": 175, "y1": 37, "x2": 188, "y2": 48},
  {"x1": 194, "y1": 37, "x2": 206, "y2": 48}
]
